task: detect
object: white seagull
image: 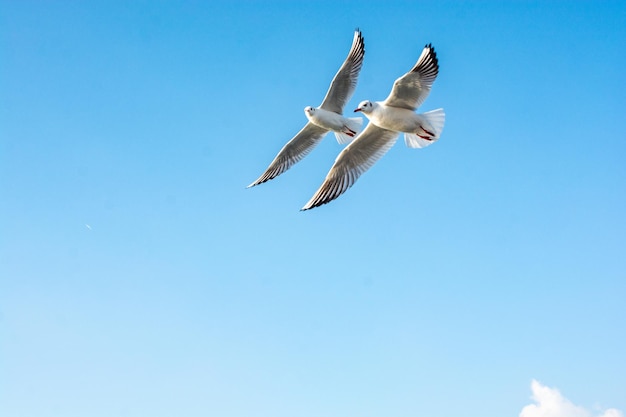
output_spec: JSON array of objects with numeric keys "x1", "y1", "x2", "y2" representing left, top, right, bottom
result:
[
  {"x1": 248, "y1": 30, "x2": 366, "y2": 188},
  {"x1": 301, "y1": 43, "x2": 445, "y2": 210}
]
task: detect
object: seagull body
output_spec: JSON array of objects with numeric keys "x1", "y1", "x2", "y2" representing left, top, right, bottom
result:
[
  {"x1": 302, "y1": 43, "x2": 445, "y2": 210},
  {"x1": 304, "y1": 106, "x2": 362, "y2": 144},
  {"x1": 360, "y1": 103, "x2": 440, "y2": 140},
  {"x1": 248, "y1": 30, "x2": 366, "y2": 188}
]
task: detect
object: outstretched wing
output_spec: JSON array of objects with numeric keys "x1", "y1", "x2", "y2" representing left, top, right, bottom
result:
[
  {"x1": 248, "y1": 123, "x2": 328, "y2": 188},
  {"x1": 301, "y1": 123, "x2": 399, "y2": 210},
  {"x1": 319, "y1": 30, "x2": 366, "y2": 114},
  {"x1": 383, "y1": 43, "x2": 439, "y2": 110}
]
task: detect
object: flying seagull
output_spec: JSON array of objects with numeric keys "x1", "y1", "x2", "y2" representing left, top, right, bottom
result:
[
  {"x1": 301, "y1": 43, "x2": 445, "y2": 210},
  {"x1": 247, "y1": 29, "x2": 366, "y2": 188}
]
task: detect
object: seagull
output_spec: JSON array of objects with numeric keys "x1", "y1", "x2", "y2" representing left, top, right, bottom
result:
[
  {"x1": 247, "y1": 30, "x2": 366, "y2": 188},
  {"x1": 301, "y1": 43, "x2": 445, "y2": 210}
]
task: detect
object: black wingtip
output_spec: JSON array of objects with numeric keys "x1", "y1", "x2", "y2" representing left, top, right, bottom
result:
[
  {"x1": 354, "y1": 29, "x2": 364, "y2": 44},
  {"x1": 421, "y1": 43, "x2": 438, "y2": 72},
  {"x1": 301, "y1": 200, "x2": 323, "y2": 211},
  {"x1": 355, "y1": 29, "x2": 364, "y2": 44}
]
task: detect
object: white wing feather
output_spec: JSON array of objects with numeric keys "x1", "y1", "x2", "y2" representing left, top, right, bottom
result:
[{"x1": 301, "y1": 124, "x2": 399, "y2": 210}]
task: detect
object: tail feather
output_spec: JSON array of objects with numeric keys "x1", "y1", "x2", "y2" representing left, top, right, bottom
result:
[
  {"x1": 334, "y1": 117, "x2": 363, "y2": 145},
  {"x1": 404, "y1": 108, "x2": 445, "y2": 149}
]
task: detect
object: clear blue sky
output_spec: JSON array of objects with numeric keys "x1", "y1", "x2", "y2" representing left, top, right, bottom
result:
[{"x1": 1, "y1": 1, "x2": 625, "y2": 416}]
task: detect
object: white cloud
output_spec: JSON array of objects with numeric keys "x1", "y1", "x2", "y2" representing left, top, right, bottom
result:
[
  {"x1": 600, "y1": 411, "x2": 626, "y2": 417},
  {"x1": 520, "y1": 379, "x2": 623, "y2": 417}
]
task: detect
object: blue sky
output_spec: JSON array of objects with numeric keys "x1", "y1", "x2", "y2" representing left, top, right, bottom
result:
[{"x1": 1, "y1": 1, "x2": 625, "y2": 416}]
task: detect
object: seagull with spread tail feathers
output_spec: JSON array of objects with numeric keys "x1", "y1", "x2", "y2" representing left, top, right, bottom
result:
[
  {"x1": 301, "y1": 43, "x2": 445, "y2": 210},
  {"x1": 247, "y1": 30, "x2": 366, "y2": 188}
]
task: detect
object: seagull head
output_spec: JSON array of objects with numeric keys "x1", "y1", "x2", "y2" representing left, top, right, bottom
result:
[
  {"x1": 354, "y1": 100, "x2": 374, "y2": 113},
  {"x1": 304, "y1": 106, "x2": 316, "y2": 115}
]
